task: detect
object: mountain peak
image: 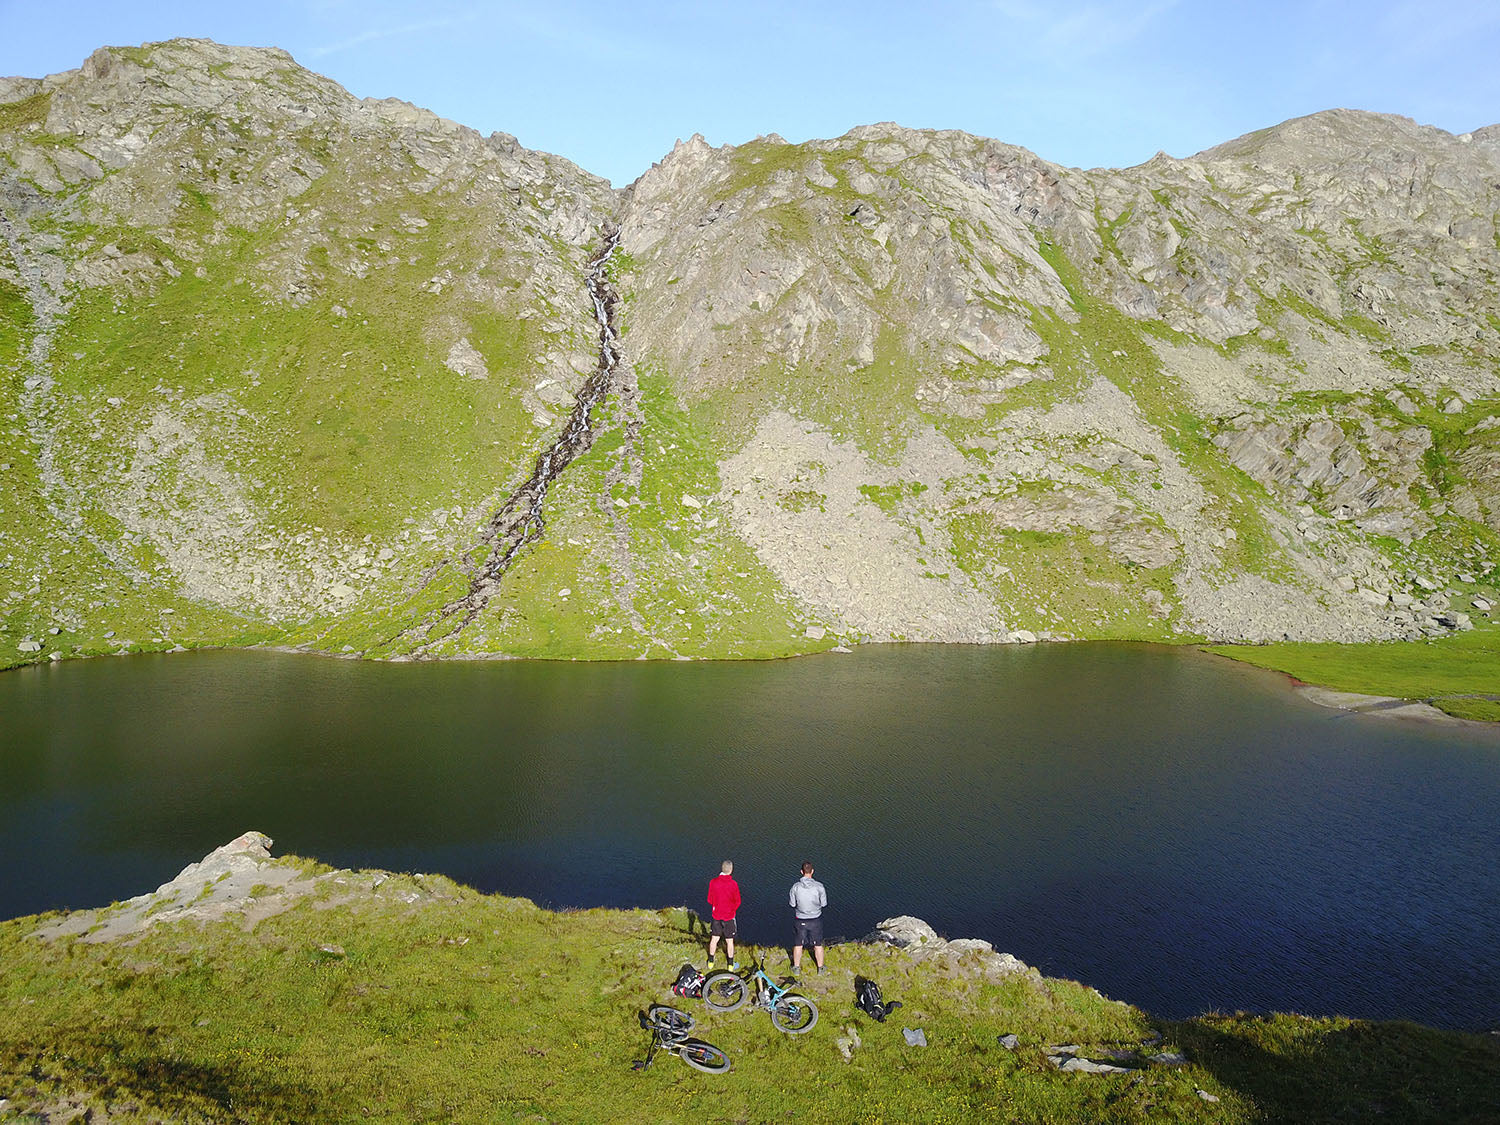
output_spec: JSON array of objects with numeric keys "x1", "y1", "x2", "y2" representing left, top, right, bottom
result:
[
  {"x1": 1193, "y1": 107, "x2": 1483, "y2": 167},
  {"x1": 3, "y1": 40, "x2": 1498, "y2": 666}
]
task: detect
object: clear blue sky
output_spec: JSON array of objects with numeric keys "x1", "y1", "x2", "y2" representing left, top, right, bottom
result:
[{"x1": 3, "y1": 0, "x2": 1497, "y2": 185}]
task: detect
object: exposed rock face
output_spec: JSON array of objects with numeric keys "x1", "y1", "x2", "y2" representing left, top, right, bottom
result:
[
  {"x1": 870, "y1": 915, "x2": 1031, "y2": 978},
  {"x1": 33, "y1": 830, "x2": 305, "y2": 942},
  {"x1": 615, "y1": 115, "x2": 1500, "y2": 648},
  {"x1": 2, "y1": 40, "x2": 1498, "y2": 664},
  {"x1": 870, "y1": 915, "x2": 941, "y2": 947}
]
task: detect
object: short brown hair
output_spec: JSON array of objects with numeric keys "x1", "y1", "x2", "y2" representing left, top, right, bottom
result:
[{"x1": 801, "y1": 862, "x2": 814, "y2": 875}]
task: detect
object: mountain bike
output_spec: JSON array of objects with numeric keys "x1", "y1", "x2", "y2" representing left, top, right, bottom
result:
[
  {"x1": 631, "y1": 1004, "x2": 731, "y2": 1073},
  {"x1": 701, "y1": 960, "x2": 819, "y2": 1033}
]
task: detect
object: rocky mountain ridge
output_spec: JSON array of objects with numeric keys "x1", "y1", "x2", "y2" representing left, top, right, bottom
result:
[{"x1": 2, "y1": 39, "x2": 1498, "y2": 665}]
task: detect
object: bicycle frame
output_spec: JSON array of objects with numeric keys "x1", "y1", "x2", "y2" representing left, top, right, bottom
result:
[
  {"x1": 745, "y1": 964, "x2": 794, "y2": 1010},
  {"x1": 633, "y1": 1005, "x2": 731, "y2": 1073},
  {"x1": 701, "y1": 952, "x2": 819, "y2": 1034}
]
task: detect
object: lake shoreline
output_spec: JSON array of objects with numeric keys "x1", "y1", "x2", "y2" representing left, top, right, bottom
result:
[
  {"x1": 7, "y1": 633, "x2": 1499, "y2": 728},
  {"x1": 1293, "y1": 684, "x2": 1472, "y2": 724}
]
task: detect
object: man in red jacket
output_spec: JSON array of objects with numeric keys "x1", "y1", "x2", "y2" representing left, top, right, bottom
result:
[{"x1": 705, "y1": 860, "x2": 741, "y2": 969}]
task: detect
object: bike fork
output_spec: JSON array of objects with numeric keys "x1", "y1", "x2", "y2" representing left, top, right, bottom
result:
[{"x1": 632, "y1": 1036, "x2": 660, "y2": 1071}]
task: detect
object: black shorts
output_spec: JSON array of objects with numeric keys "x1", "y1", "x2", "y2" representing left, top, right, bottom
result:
[
  {"x1": 710, "y1": 917, "x2": 737, "y2": 939},
  {"x1": 793, "y1": 916, "x2": 824, "y2": 946}
]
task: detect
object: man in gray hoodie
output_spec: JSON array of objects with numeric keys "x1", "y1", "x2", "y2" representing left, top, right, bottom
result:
[{"x1": 789, "y1": 861, "x2": 828, "y2": 974}]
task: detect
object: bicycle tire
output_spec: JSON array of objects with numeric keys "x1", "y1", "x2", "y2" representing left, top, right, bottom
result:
[
  {"x1": 701, "y1": 971, "x2": 749, "y2": 1013},
  {"x1": 770, "y1": 993, "x2": 818, "y2": 1034},
  {"x1": 678, "y1": 1038, "x2": 731, "y2": 1074},
  {"x1": 647, "y1": 1004, "x2": 695, "y2": 1034}
]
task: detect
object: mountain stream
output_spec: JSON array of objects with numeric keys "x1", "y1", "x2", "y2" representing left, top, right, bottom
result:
[{"x1": 407, "y1": 224, "x2": 623, "y2": 645}]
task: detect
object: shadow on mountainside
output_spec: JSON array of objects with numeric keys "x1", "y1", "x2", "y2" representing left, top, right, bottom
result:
[{"x1": 1171, "y1": 1012, "x2": 1500, "y2": 1124}]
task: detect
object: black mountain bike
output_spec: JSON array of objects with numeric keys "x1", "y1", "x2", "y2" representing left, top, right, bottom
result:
[{"x1": 631, "y1": 1004, "x2": 731, "y2": 1073}]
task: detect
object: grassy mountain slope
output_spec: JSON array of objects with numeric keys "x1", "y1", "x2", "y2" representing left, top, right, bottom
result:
[
  {"x1": 4, "y1": 41, "x2": 1500, "y2": 681},
  {"x1": 0, "y1": 40, "x2": 627, "y2": 665}
]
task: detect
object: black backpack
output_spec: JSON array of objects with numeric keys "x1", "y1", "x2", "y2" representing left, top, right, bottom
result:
[
  {"x1": 855, "y1": 975, "x2": 902, "y2": 1022},
  {"x1": 671, "y1": 963, "x2": 706, "y2": 999}
]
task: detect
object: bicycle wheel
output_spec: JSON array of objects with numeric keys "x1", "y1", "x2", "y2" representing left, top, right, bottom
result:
[
  {"x1": 701, "y1": 971, "x2": 749, "y2": 1012},
  {"x1": 770, "y1": 993, "x2": 818, "y2": 1034},
  {"x1": 678, "y1": 1038, "x2": 731, "y2": 1074},
  {"x1": 647, "y1": 1004, "x2": 695, "y2": 1034}
]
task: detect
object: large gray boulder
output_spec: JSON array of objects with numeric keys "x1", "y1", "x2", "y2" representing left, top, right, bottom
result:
[
  {"x1": 869, "y1": 915, "x2": 1031, "y2": 978},
  {"x1": 871, "y1": 915, "x2": 939, "y2": 948}
]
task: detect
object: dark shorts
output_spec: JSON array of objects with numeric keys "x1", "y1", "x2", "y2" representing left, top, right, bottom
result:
[
  {"x1": 793, "y1": 916, "x2": 824, "y2": 947},
  {"x1": 710, "y1": 917, "x2": 737, "y2": 939}
]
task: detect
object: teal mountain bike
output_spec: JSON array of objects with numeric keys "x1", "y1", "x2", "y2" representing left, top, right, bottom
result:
[{"x1": 702, "y1": 960, "x2": 819, "y2": 1033}]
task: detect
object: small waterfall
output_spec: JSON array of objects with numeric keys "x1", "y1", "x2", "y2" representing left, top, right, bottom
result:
[{"x1": 417, "y1": 224, "x2": 624, "y2": 640}]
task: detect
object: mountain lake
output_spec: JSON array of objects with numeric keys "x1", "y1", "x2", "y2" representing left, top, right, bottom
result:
[{"x1": 2, "y1": 642, "x2": 1497, "y2": 1030}]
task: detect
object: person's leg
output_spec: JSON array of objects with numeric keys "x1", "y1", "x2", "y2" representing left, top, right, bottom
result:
[
  {"x1": 813, "y1": 943, "x2": 825, "y2": 971},
  {"x1": 726, "y1": 936, "x2": 735, "y2": 962},
  {"x1": 791, "y1": 943, "x2": 803, "y2": 970},
  {"x1": 708, "y1": 933, "x2": 719, "y2": 962}
]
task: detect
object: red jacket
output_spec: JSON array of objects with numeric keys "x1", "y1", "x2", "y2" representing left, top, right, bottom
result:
[{"x1": 706, "y1": 874, "x2": 741, "y2": 920}]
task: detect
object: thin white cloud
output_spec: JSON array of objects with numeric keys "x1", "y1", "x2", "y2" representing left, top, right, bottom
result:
[
  {"x1": 505, "y1": 5, "x2": 645, "y2": 64},
  {"x1": 307, "y1": 14, "x2": 472, "y2": 59},
  {"x1": 988, "y1": 0, "x2": 1180, "y2": 58},
  {"x1": 306, "y1": 2, "x2": 648, "y2": 66},
  {"x1": 1376, "y1": 0, "x2": 1500, "y2": 57}
]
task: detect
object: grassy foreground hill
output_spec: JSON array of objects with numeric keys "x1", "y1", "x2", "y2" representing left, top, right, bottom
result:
[{"x1": 2, "y1": 836, "x2": 1497, "y2": 1124}]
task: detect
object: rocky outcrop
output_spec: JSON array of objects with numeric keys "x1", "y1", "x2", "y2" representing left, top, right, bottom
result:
[
  {"x1": 34, "y1": 831, "x2": 306, "y2": 942},
  {"x1": 869, "y1": 915, "x2": 1032, "y2": 979},
  {"x1": 31, "y1": 831, "x2": 451, "y2": 944},
  {"x1": 613, "y1": 112, "x2": 1499, "y2": 649},
  {"x1": 1213, "y1": 413, "x2": 1433, "y2": 538}
]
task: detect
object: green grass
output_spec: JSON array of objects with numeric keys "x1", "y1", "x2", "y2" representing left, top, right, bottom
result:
[
  {"x1": 41, "y1": 205, "x2": 548, "y2": 543},
  {"x1": 1, "y1": 269, "x2": 273, "y2": 669},
  {"x1": 1207, "y1": 624, "x2": 1500, "y2": 720},
  {"x1": 709, "y1": 137, "x2": 827, "y2": 202},
  {"x1": 858, "y1": 481, "x2": 926, "y2": 515},
  {"x1": 2, "y1": 860, "x2": 1496, "y2": 1124},
  {"x1": 1170, "y1": 1013, "x2": 1500, "y2": 1124},
  {"x1": 1262, "y1": 285, "x2": 1390, "y2": 346},
  {"x1": 381, "y1": 365, "x2": 814, "y2": 661},
  {"x1": 1, "y1": 102, "x2": 609, "y2": 667},
  {"x1": 0, "y1": 90, "x2": 51, "y2": 134},
  {"x1": 1437, "y1": 697, "x2": 1500, "y2": 722},
  {"x1": 948, "y1": 517, "x2": 1179, "y2": 641},
  {"x1": 817, "y1": 326, "x2": 932, "y2": 464}
]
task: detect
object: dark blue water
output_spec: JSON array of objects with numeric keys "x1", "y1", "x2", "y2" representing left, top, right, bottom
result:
[{"x1": 2, "y1": 643, "x2": 1497, "y2": 1029}]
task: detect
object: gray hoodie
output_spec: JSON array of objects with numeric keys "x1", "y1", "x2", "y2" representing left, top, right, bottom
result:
[{"x1": 789, "y1": 875, "x2": 827, "y2": 919}]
